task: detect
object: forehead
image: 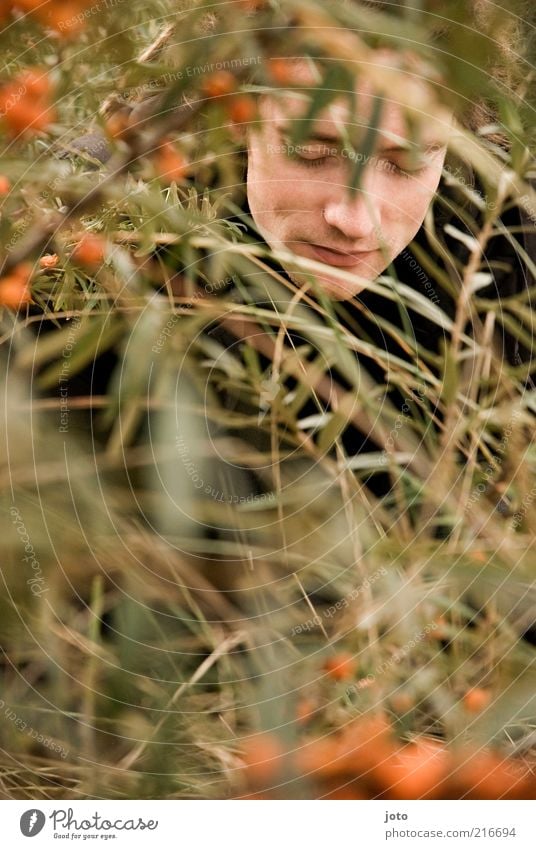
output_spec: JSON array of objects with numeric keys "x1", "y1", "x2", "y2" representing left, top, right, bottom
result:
[{"x1": 259, "y1": 52, "x2": 451, "y2": 148}]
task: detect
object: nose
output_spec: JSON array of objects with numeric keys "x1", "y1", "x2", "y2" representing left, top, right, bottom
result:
[{"x1": 322, "y1": 184, "x2": 379, "y2": 243}]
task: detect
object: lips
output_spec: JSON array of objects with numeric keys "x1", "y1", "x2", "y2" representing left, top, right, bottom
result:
[{"x1": 304, "y1": 243, "x2": 377, "y2": 267}]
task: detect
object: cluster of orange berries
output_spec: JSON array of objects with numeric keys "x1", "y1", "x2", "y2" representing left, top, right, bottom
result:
[
  {"x1": 322, "y1": 652, "x2": 493, "y2": 713},
  {"x1": 240, "y1": 714, "x2": 536, "y2": 800},
  {"x1": 201, "y1": 70, "x2": 257, "y2": 125},
  {"x1": 200, "y1": 60, "x2": 302, "y2": 118},
  {"x1": 0, "y1": 252, "x2": 60, "y2": 308},
  {"x1": 0, "y1": 67, "x2": 56, "y2": 136},
  {"x1": 0, "y1": 233, "x2": 107, "y2": 309}
]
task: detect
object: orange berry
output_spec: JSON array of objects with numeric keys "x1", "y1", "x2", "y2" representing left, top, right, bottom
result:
[
  {"x1": 202, "y1": 70, "x2": 237, "y2": 99},
  {"x1": 12, "y1": 262, "x2": 33, "y2": 283},
  {"x1": 240, "y1": 733, "x2": 284, "y2": 785},
  {"x1": 452, "y1": 751, "x2": 532, "y2": 800},
  {"x1": 42, "y1": 2, "x2": 87, "y2": 36},
  {"x1": 228, "y1": 94, "x2": 257, "y2": 124},
  {"x1": 295, "y1": 714, "x2": 393, "y2": 778},
  {"x1": 463, "y1": 688, "x2": 491, "y2": 713},
  {"x1": 323, "y1": 652, "x2": 356, "y2": 682},
  {"x1": 105, "y1": 113, "x2": 130, "y2": 140},
  {"x1": 323, "y1": 784, "x2": 367, "y2": 800},
  {"x1": 267, "y1": 57, "x2": 300, "y2": 86},
  {"x1": 20, "y1": 67, "x2": 51, "y2": 98},
  {"x1": 0, "y1": 278, "x2": 32, "y2": 308},
  {"x1": 294, "y1": 737, "x2": 346, "y2": 777},
  {"x1": 39, "y1": 253, "x2": 59, "y2": 269},
  {"x1": 0, "y1": 265, "x2": 33, "y2": 308},
  {"x1": 12, "y1": 0, "x2": 43, "y2": 11},
  {"x1": 390, "y1": 692, "x2": 415, "y2": 713},
  {"x1": 72, "y1": 233, "x2": 106, "y2": 267},
  {"x1": 0, "y1": 93, "x2": 55, "y2": 135},
  {"x1": 377, "y1": 739, "x2": 449, "y2": 800},
  {"x1": 154, "y1": 141, "x2": 188, "y2": 184},
  {"x1": 0, "y1": 67, "x2": 56, "y2": 136},
  {"x1": 339, "y1": 714, "x2": 394, "y2": 772},
  {"x1": 0, "y1": 175, "x2": 10, "y2": 195}
]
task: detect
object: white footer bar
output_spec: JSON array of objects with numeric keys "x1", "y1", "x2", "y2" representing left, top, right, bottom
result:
[{"x1": 3, "y1": 800, "x2": 534, "y2": 848}]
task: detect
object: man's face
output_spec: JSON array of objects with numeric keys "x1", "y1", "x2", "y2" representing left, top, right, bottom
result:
[{"x1": 246, "y1": 58, "x2": 451, "y2": 299}]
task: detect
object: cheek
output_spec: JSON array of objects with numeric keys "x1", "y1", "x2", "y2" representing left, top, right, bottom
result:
[
  {"x1": 382, "y1": 175, "x2": 439, "y2": 249},
  {"x1": 247, "y1": 159, "x2": 323, "y2": 240}
]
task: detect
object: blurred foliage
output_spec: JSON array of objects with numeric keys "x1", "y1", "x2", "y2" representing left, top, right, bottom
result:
[{"x1": 0, "y1": 0, "x2": 535, "y2": 800}]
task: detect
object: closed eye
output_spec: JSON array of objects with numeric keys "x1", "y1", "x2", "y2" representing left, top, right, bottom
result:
[
  {"x1": 280, "y1": 133, "x2": 339, "y2": 167},
  {"x1": 387, "y1": 160, "x2": 426, "y2": 179},
  {"x1": 296, "y1": 155, "x2": 333, "y2": 168},
  {"x1": 383, "y1": 144, "x2": 445, "y2": 177}
]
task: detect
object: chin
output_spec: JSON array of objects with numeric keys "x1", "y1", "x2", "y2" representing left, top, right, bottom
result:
[{"x1": 287, "y1": 268, "x2": 371, "y2": 301}]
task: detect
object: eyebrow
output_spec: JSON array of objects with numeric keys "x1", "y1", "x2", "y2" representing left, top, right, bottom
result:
[
  {"x1": 277, "y1": 127, "x2": 340, "y2": 147},
  {"x1": 276, "y1": 125, "x2": 443, "y2": 154}
]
